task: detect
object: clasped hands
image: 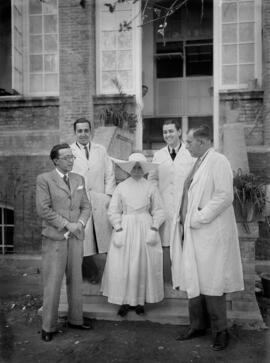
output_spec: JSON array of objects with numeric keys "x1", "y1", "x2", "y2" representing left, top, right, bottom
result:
[{"x1": 65, "y1": 221, "x2": 84, "y2": 239}]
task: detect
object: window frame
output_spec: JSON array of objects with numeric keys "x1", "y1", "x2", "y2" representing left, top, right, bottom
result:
[
  {"x1": 218, "y1": 0, "x2": 262, "y2": 90},
  {"x1": 10, "y1": 0, "x2": 60, "y2": 97},
  {"x1": 0, "y1": 205, "x2": 14, "y2": 255}
]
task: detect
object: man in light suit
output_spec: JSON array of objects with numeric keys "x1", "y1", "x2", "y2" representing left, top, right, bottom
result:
[
  {"x1": 148, "y1": 119, "x2": 195, "y2": 288},
  {"x1": 36, "y1": 143, "x2": 91, "y2": 342},
  {"x1": 70, "y1": 118, "x2": 116, "y2": 282},
  {"x1": 176, "y1": 125, "x2": 244, "y2": 351}
]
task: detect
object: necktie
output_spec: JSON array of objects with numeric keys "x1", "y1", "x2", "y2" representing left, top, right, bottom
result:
[
  {"x1": 180, "y1": 158, "x2": 201, "y2": 225},
  {"x1": 170, "y1": 148, "x2": 176, "y2": 161},
  {"x1": 84, "y1": 145, "x2": 89, "y2": 160},
  {"x1": 63, "y1": 174, "x2": 70, "y2": 189}
]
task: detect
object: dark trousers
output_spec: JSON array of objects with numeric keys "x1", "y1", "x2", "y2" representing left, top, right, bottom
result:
[{"x1": 188, "y1": 294, "x2": 227, "y2": 334}]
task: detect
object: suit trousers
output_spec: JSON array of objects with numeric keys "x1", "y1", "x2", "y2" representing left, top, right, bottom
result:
[
  {"x1": 188, "y1": 294, "x2": 227, "y2": 334},
  {"x1": 42, "y1": 237, "x2": 84, "y2": 332}
]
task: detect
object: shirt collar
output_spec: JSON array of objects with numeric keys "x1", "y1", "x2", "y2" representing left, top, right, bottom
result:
[
  {"x1": 168, "y1": 143, "x2": 181, "y2": 154},
  {"x1": 56, "y1": 168, "x2": 67, "y2": 178},
  {"x1": 199, "y1": 147, "x2": 212, "y2": 163},
  {"x1": 76, "y1": 141, "x2": 90, "y2": 150}
]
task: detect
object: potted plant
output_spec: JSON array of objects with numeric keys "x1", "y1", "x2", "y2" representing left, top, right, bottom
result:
[
  {"x1": 233, "y1": 168, "x2": 266, "y2": 232},
  {"x1": 99, "y1": 78, "x2": 138, "y2": 131}
]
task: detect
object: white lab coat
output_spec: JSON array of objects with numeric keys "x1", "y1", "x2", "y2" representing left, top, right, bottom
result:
[
  {"x1": 179, "y1": 148, "x2": 244, "y2": 298},
  {"x1": 70, "y1": 142, "x2": 116, "y2": 255},
  {"x1": 148, "y1": 144, "x2": 195, "y2": 288}
]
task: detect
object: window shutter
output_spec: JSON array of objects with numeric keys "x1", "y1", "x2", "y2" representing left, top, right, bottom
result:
[{"x1": 11, "y1": 0, "x2": 23, "y2": 94}]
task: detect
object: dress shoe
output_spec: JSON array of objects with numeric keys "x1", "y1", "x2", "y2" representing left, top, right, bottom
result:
[
  {"x1": 212, "y1": 330, "x2": 229, "y2": 351},
  {"x1": 41, "y1": 330, "x2": 53, "y2": 342},
  {"x1": 135, "y1": 305, "x2": 145, "y2": 315},
  {"x1": 117, "y1": 304, "x2": 130, "y2": 317},
  {"x1": 176, "y1": 327, "x2": 206, "y2": 341},
  {"x1": 67, "y1": 321, "x2": 93, "y2": 330}
]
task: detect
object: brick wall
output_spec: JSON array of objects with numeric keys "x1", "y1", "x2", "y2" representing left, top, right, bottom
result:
[
  {"x1": 219, "y1": 90, "x2": 264, "y2": 147},
  {"x1": 0, "y1": 97, "x2": 59, "y2": 253},
  {"x1": 59, "y1": 0, "x2": 96, "y2": 143},
  {"x1": 0, "y1": 97, "x2": 59, "y2": 155},
  {"x1": 0, "y1": 155, "x2": 52, "y2": 253}
]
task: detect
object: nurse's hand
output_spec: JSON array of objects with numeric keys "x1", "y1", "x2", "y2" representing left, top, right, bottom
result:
[
  {"x1": 145, "y1": 229, "x2": 158, "y2": 246},
  {"x1": 112, "y1": 229, "x2": 124, "y2": 248}
]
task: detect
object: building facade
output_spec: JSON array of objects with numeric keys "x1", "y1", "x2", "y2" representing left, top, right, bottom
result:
[{"x1": 0, "y1": 0, "x2": 269, "y2": 253}]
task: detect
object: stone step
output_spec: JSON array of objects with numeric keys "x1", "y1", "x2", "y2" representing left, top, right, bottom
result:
[
  {"x1": 59, "y1": 298, "x2": 189, "y2": 325},
  {"x1": 58, "y1": 295, "x2": 265, "y2": 329}
]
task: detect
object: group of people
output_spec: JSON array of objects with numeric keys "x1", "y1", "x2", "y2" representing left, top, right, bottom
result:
[{"x1": 36, "y1": 118, "x2": 244, "y2": 351}]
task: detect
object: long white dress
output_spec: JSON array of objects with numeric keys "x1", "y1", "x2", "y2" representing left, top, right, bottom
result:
[{"x1": 101, "y1": 177, "x2": 165, "y2": 306}]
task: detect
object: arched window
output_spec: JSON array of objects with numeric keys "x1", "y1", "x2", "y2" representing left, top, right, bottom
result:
[{"x1": 0, "y1": 206, "x2": 14, "y2": 254}]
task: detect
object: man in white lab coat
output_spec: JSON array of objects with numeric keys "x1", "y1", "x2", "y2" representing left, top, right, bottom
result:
[
  {"x1": 176, "y1": 125, "x2": 244, "y2": 351},
  {"x1": 70, "y1": 118, "x2": 116, "y2": 281},
  {"x1": 148, "y1": 120, "x2": 195, "y2": 288}
]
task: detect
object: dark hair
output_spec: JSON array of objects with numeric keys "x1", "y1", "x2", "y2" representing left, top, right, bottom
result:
[
  {"x1": 163, "y1": 119, "x2": 181, "y2": 131},
  {"x1": 73, "y1": 118, "x2": 91, "y2": 132},
  {"x1": 50, "y1": 143, "x2": 70, "y2": 163},
  {"x1": 191, "y1": 124, "x2": 213, "y2": 142}
]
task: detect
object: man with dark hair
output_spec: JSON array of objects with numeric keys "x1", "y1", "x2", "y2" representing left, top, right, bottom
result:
[
  {"x1": 70, "y1": 118, "x2": 115, "y2": 282},
  {"x1": 148, "y1": 119, "x2": 195, "y2": 289},
  {"x1": 36, "y1": 143, "x2": 91, "y2": 342},
  {"x1": 176, "y1": 125, "x2": 244, "y2": 351}
]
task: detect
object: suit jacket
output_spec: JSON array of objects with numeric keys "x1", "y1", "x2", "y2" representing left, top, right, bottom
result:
[{"x1": 36, "y1": 169, "x2": 91, "y2": 241}]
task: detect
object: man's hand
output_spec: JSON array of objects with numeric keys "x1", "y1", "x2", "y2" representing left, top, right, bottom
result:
[{"x1": 66, "y1": 222, "x2": 82, "y2": 235}]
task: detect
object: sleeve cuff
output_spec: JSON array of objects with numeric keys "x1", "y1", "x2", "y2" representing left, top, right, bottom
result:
[{"x1": 78, "y1": 219, "x2": 85, "y2": 227}]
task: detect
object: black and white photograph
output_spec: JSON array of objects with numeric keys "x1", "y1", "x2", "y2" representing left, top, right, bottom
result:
[{"x1": 0, "y1": 0, "x2": 269, "y2": 362}]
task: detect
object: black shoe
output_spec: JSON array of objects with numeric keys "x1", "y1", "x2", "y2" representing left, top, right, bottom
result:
[
  {"x1": 41, "y1": 330, "x2": 53, "y2": 342},
  {"x1": 117, "y1": 304, "x2": 130, "y2": 317},
  {"x1": 67, "y1": 321, "x2": 93, "y2": 330},
  {"x1": 212, "y1": 330, "x2": 229, "y2": 351},
  {"x1": 176, "y1": 327, "x2": 206, "y2": 341},
  {"x1": 135, "y1": 305, "x2": 145, "y2": 315}
]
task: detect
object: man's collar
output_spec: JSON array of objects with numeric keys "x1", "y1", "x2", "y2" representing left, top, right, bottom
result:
[
  {"x1": 199, "y1": 147, "x2": 212, "y2": 163},
  {"x1": 76, "y1": 141, "x2": 90, "y2": 150},
  {"x1": 168, "y1": 143, "x2": 181, "y2": 153},
  {"x1": 55, "y1": 168, "x2": 66, "y2": 178}
]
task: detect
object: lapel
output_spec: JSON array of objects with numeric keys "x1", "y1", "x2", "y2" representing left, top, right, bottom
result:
[
  {"x1": 51, "y1": 169, "x2": 70, "y2": 195},
  {"x1": 165, "y1": 146, "x2": 173, "y2": 164},
  {"x1": 175, "y1": 143, "x2": 186, "y2": 161},
  {"x1": 190, "y1": 148, "x2": 214, "y2": 190},
  {"x1": 69, "y1": 172, "x2": 79, "y2": 195},
  {"x1": 73, "y1": 142, "x2": 89, "y2": 165}
]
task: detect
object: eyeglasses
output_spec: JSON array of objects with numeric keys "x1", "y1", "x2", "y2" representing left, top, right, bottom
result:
[{"x1": 58, "y1": 155, "x2": 76, "y2": 161}]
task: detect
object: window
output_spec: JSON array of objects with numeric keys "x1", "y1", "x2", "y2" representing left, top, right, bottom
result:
[
  {"x1": 220, "y1": 0, "x2": 261, "y2": 89},
  {"x1": 0, "y1": 206, "x2": 14, "y2": 254},
  {"x1": 155, "y1": 40, "x2": 213, "y2": 78},
  {"x1": 96, "y1": 0, "x2": 141, "y2": 95},
  {"x1": 28, "y1": 0, "x2": 59, "y2": 94},
  {"x1": 0, "y1": 0, "x2": 59, "y2": 96}
]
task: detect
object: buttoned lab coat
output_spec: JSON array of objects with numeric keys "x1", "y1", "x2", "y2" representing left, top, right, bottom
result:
[
  {"x1": 70, "y1": 142, "x2": 116, "y2": 255},
  {"x1": 148, "y1": 144, "x2": 195, "y2": 288},
  {"x1": 179, "y1": 148, "x2": 244, "y2": 299}
]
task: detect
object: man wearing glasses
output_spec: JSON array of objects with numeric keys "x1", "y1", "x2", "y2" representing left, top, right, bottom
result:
[{"x1": 36, "y1": 143, "x2": 91, "y2": 342}]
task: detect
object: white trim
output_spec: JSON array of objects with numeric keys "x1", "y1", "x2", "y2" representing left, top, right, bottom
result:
[
  {"x1": 255, "y1": 0, "x2": 262, "y2": 87},
  {"x1": 133, "y1": 0, "x2": 142, "y2": 150},
  {"x1": 213, "y1": 0, "x2": 221, "y2": 150},
  {"x1": 95, "y1": 0, "x2": 102, "y2": 94}
]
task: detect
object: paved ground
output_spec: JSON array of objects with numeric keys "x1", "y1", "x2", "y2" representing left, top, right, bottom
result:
[{"x1": 0, "y1": 256, "x2": 270, "y2": 363}]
